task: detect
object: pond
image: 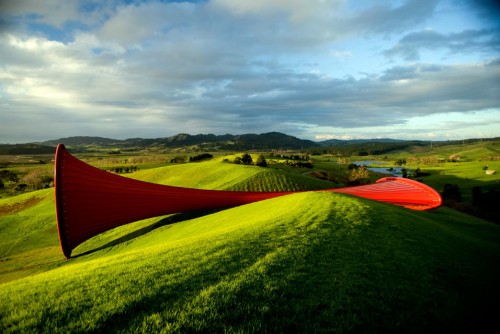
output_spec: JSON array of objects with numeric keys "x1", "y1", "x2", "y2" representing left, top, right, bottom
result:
[{"x1": 352, "y1": 161, "x2": 406, "y2": 177}]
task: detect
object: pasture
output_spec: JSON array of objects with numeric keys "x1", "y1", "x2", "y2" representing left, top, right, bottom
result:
[{"x1": 1, "y1": 141, "x2": 500, "y2": 332}]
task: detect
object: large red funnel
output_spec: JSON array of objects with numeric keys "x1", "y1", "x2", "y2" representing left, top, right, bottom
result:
[{"x1": 54, "y1": 144, "x2": 441, "y2": 258}]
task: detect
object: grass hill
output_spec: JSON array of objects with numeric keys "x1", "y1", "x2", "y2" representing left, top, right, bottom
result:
[
  {"x1": 129, "y1": 158, "x2": 334, "y2": 192},
  {"x1": 1, "y1": 159, "x2": 500, "y2": 332}
]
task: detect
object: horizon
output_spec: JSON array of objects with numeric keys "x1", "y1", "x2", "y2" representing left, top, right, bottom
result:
[
  {"x1": 1, "y1": 0, "x2": 499, "y2": 143},
  {"x1": 2, "y1": 131, "x2": 498, "y2": 146}
]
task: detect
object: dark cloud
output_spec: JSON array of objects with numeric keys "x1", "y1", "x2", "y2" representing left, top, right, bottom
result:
[
  {"x1": 0, "y1": 0, "x2": 499, "y2": 142},
  {"x1": 351, "y1": 0, "x2": 439, "y2": 35},
  {"x1": 384, "y1": 28, "x2": 500, "y2": 60}
]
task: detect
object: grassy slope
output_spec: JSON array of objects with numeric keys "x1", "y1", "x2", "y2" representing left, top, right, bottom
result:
[
  {"x1": 0, "y1": 189, "x2": 62, "y2": 282},
  {"x1": 408, "y1": 142, "x2": 500, "y2": 203},
  {"x1": 351, "y1": 141, "x2": 500, "y2": 203},
  {"x1": 0, "y1": 161, "x2": 333, "y2": 283},
  {"x1": 129, "y1": 159, "x2": 335, "y2": 191},
  {"x1": 1, "y1": 160, "x2": 500, "y2": 332}
]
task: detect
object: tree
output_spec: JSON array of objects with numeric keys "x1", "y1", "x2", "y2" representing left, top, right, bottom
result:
[
  {"x1": 15, "y1": 184, "x2": 27, "y2": 192},
  {"x1": 171, "y1": 156, "x2": 187, "y2": 163},
  {"x1": 401, "y1": 168, "x2": 408, "y2": 178},
  {"x1": 189, "y1": 153, "x2": 213, "y2": 162},
  {"x1": 241, "y1": 153, "x2": 253, "y2": 165},
  {"x1": 347, "y1": 163, "x2": 359, "y2": 170},
  {"x1": 22, "y1": 169, "x2": 43, "y2": 190},
  {"x1": 472, "y1": 186, "x2": 482, "y2": 206},
  {"x1": 347, "y1": 166, "x2": 370, "y2": 186},
  {"x1": 255, "y1": 154, "x2": 267, "y2": 167},
  {"x1": 395, "y1": 159, "x2": 406, "y2": 166},
  {"x1": 0, "y1": 170, "x2": 19, "y2": 183},
  {"x1": 442, "y1": 184, "x2": 461, "y2": 204}
]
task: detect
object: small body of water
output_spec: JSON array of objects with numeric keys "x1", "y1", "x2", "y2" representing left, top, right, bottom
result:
[{"x1": 352, "y1": 161, "x2": 405, "y2": 177}]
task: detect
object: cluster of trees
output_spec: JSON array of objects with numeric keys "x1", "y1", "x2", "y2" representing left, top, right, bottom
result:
[
  {"x1": 308, "y1": 141, "x2": 427, "y2": 157},
  {"x1": 406, "y1": 155, "x2": 443, "y2": 165},
  {"x1": 286, "y1": 161, "x2": 313, "y2": 168},
  {"x1": 0, "y1": 168, "x2": 53, "y2": 193},
  {"x1": 189, "y1": 153, "x2": 214, "y2": 162},
  {"x1": 231, "y1": 154, "x2": 268, "y2": 167},
  {"x1": 170, "y1": 153, "x2": 214, "y2": 163},
  {"x1": 269, "y1": 153, "x2": 310, "y2": 161},
  {"x1": 93, "y1": 156, "x2": 167, "y2": 167},
  {"x1": 441, "y1": 184, "x2": 500, "y2": 223},
  {"x1": 346, "y1": 164, "x2": 370, "y2": 185},
  {"x1": 0, "y1": 170, "x2": 19, "y2": 190},
  {"x1": 267, "y1": 153, "x2": 314, "y2": 168},
  {"x1": 170, "y1": 156, "x2": 188, "y2": 163},
  {"x1": 110, "y1": 166, "x2": 139, "y2": 173},
  {"x1": 481, "y1": 155, "x2": 500, "y2": 161},
  {"x1": 448, "y1": 154, "x2": 461, "y2": 162},
  {"x1": 394, "y1": 159, "x2": 406, "y2": 166}
]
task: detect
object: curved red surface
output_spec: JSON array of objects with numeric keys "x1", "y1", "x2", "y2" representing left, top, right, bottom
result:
[
  {"x1": 54, "y1": 144, "x2": 441, "y2": 258},
  {"x1": 332, "y1": 177, "x2": 442, "y2": 211}
]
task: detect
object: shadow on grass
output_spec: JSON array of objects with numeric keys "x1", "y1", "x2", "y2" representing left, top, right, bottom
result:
[{"x1": 73, "y1": 209, "x2": 221, "y2": 258}]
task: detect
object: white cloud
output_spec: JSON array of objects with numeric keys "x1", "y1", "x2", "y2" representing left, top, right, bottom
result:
[
  {"x1": 0, "y1": 0, "x2": 499, "y2": 143},
  {"x1": 329, "y1": 50, "x2": 353, "y2": 58},
  {"x1": 315, "y1": 134, "x2": 354, "y2": 140}
]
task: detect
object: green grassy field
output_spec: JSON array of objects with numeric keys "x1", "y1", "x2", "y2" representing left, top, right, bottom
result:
[
  {"x1": 313, "y1": 140, "x2": 500, "y2": 205},
  {"x1": 1, "y1": 153, "x2": 500, "y2": 332}
]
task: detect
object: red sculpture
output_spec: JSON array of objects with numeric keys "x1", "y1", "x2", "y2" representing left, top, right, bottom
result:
[{"x1": 54, "y1": 144, "x2": 441, "y2": 258}]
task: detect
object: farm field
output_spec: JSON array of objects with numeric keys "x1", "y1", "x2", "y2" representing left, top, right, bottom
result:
[{"x1": 1, "y1": 141, "x2": 500, "y2": 332}]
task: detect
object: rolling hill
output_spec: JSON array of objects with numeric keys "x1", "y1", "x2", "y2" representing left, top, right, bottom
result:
[
  {"x1": 3, "y1": 132, "x2": 498, "y2": 155},
  {"x1": 1, "y1": 159, "x2": 500, "y2": 332},
  {"x1": 40, "y1": 132, "x2": 319, "y2": 151}
]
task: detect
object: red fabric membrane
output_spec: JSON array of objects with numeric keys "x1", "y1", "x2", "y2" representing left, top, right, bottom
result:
[{"x1": 54, "y1": 144, "x2": 441, "y2": 258}]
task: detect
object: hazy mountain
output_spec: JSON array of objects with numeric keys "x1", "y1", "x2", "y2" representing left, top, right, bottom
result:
[
  {"x1": 318, "y1": 138, "x2": 405, "y2": 147},
  {"x1": 2, "y1": 133, "x2": 496, "y2": 155},
  {"x1": 0, "y1": 143, "x2": 56, "y2": 155},
  {"x1": 40, "y1": 132, "x2": 320, "y2": 150},
  {"x1": 41, "y1": 136, "x2": 124, "y2": 147}
]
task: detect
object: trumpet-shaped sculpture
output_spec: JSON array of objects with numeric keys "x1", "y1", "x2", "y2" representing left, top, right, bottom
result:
[{"x1": 54, "y1": 144, "x2": 441, "y2": 258}]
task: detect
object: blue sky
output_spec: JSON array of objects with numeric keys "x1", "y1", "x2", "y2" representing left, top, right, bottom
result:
[{"x1": 1, "y1": 0, "x2": 499, "y2": 143}]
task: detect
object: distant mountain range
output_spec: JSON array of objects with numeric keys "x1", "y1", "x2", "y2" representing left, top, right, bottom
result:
[
  {"x1": 38, "y1": 132, "x2": 406, "y2": 151},
  {"x1": 0, "y1": 132, "x2": 408, "y2": 154},
  {"x1": 1, "y1": 132, "x2": 495, "y2": 155},
  {"x1": 38, "y1": 132, "x2": 314, "y2": 150}
]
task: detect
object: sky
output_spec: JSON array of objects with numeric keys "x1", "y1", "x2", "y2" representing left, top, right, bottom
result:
[{"x1": 1, "y1": 0, "x2": 499, "y2": 143}]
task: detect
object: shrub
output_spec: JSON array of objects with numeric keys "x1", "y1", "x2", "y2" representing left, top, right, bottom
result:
[
  {"x1": 190, "y1": 153, "x2": 213, "y2": 162},
  {"x1": 394, "y1": 159, "x2": 406, "y2": 166},
  {"x1": 347, "y1": 166, "x2": 369, "y2": 186},
  {"x1": 347, "y1": 163, "x2": 359, "y2": 170},
  {"x1": 241, "y1": 153, "x2": 253, "y2": 165},
  {"x1": 255, "y1": 154, "x2": 267, "y2": 167},
  {"x1": 171, "y1": 156, "x2": 188, "y2": 163},
  {"x1": 442, "y1": 184, "x2": 462, "y2": 204}
]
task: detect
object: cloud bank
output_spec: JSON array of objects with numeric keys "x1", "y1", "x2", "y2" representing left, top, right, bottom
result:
[{"x1": 0, "y1": 0, "x2": 499, "y2": 142}]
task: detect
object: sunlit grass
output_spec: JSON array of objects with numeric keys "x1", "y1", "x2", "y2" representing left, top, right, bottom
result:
[{"x1": 1, "y1": 157, "x2": 500, "y2": 332}]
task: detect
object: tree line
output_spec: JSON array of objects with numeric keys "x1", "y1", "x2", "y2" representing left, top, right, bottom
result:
[{"x1": 307, "y1": 141, "x2": 428, "y2": 157}]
